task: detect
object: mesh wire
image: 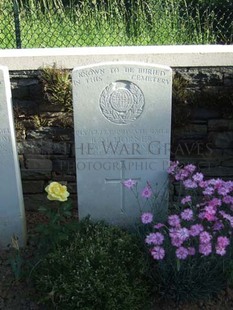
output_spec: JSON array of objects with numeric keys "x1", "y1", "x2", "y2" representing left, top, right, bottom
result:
[{"x1": 0, "y1": 0, "x2": 232, "y2": 49}]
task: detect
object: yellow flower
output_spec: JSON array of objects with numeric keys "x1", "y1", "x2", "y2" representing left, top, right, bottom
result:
[{"x1": 45, "y1": 182, "x2": 70, "y2": 202}]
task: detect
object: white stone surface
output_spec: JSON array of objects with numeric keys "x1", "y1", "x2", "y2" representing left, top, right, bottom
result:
[
  {"x1": 0, "y1": 45, "x2": 232, "y2": 70},
  {"x1": 0, "y1": 66, "x2": 26, "y2": 247},
  {"x1": 73, "y1": 62, "x2": 172, "y2": 225}
]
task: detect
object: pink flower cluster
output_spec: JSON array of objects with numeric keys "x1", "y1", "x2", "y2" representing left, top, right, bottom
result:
[{"x1": 140, "y1": 161, "x2": 233, "y2": 261}]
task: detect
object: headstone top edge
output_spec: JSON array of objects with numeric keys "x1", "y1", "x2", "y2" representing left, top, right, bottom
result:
[
  {"x1": 0, "y1": 65, "x2": 9, "y2": 72},
  {"x1": 72, "y1": 62, "x2": 172, "y2": 73},
  {"x1": 0, "y1": 65, "x2": 10, "y2": 83}
]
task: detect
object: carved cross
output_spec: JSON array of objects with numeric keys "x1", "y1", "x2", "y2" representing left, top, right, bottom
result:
[{"x1": 105, "y1": 160, "x2": 140, "y2": 213}]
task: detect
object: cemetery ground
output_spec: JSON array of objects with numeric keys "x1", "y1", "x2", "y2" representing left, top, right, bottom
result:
[{"x1": 1, "y1": 208, "x2": 233, "y2": 310}]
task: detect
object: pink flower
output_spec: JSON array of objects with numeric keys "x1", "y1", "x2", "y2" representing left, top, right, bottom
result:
[
  {"x1": 218, "y1": 186, "x2": 230, "y2": 196},
  {"x1": 204, "y1": 205, "x2": 217, "y2": 221},
  {"x1": 216, "y1": 246, "x2": 226, "y2": 256},
  {"x1": 181, "y1": 195, "x2": 192, "y2": 205},
  {"x1": 122, "y1": 179, "x2": 137, "y2": 189},
  {"x1": 181, "y1": 208, "x2": 193, "y2": 221},
  {"x1": 203, "y1": 187, "x2": 214, "y2": 196},
  {"x1": 223, "y1": 195, "x2": 233, "y2": 204},
  {"x1": 183, "y1": 179, "x2": 198, "y2": 189},
  {"x1": 198, "y1": 212, "x2": 206, "y2": 220},
  {"x1": 204, "y1": 212, "x2": 216, "y2": 222},
  {"x1": 153, "y1": 223, "x2": 165, "y2": 229},
  {"x1": 212, "y1": 178, "x2": 224, "y2": 189},
  {"x1": 184, "y1": 164, "x2": 196, "y2": 173},
  {"x1": 225, "y1": 180, "x2": 233, "y2": 192},
  {"x1": 215, "y1": 235, "x2": 229, "y2": 256},
  {"x1": 177, "y1": 227, "x2": 190, "y2": 242},
  {"x1": 168, "y1": 215, "x2": 180, "y2": 227},
  {"x1": 151, "y1": 246, "x2": 165, "y2": 260},
  {"x1": 169, "y1": 227, "x2": 189, "y2": 246},
  {"x1": 189, "y1": 224, "x2": 204, "y2": 237},
  {"x1": 219, "y1": 211, "x2": 230, "y2": 220},
  {"x1": 176, "y1": 247, "x2": 189, "y2": 260},
  {"x1": 145, "y1": 232, "x2": 164, "y2": 245},
  {"x1": 213, "y1": 221, "x2": 224, "y2": 231},
  {"x1": 200, "y1": 231, "x2": 212, "y2": 244},
  {"x1": 192, "y1": 172, "x2": 204, "y2": 183},
  {"x1": 141, "y1": 186, "x2": 152, "y2": 199},
  {"x1": 187, "y1": 247, "x2": 196, "y2": 256},
  {"x1": 219, "y1": 212, "x2": 233, "y2": 227},
  {"x1": 226, "y1": 180, "x2": 233, "y2": 188},
  {"x1": 199, "y1": 243, "x2": 212, "y2": 256},
  {"x1": 228, "y1": 218, "x2": 233, "y2": 228},
  {"x1": 170, "y1": 234, "x2": 184, "y2": 247},
  {"x1": 199, "y1": 180, "x2": 208, "y2": 188},
  {"x1": 167, "y1": 161, "x2": 179, "y2": 174},
  {"x1": 208, "y1": 198, "x2": 222, "y2": 208},
  {"x1": 208, "y1": 178, "x2": 222, "y2": 187},
  {"x1": 141, "y1": 212, "x2": 153, "y2": 224},
  {"x1": 205, "y1": 206, "x2": 216, "y2": 215},
  {"x1": 175, "y1": 169, "x2": 189, "y2": 181},
  {"x1": 217, "y1": 236, "x2": 230, "y2": 248}
]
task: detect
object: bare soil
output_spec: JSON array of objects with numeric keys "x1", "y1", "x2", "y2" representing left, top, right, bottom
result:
[
  {"x1": 0, "y1": 211, "x2": 45, "y2": 310},
  {"x1": 1, "y1": 210, "x2": 233, "y2": 310}
]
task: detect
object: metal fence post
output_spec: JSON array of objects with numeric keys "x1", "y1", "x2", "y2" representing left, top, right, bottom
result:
[{"x1": 13, "y1": 0, "x2": 22, "y2": 49}]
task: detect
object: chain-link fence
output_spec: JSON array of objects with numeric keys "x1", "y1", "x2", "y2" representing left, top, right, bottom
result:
[{"x1": 0, "y1": 0, "x2": 232, "y2": 49}]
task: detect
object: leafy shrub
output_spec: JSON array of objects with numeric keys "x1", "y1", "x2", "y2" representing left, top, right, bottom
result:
[{"x1": 32, "y1": 218, "x2": 152, "y2": 310}]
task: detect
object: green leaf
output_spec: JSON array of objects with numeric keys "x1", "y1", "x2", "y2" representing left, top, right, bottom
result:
[{"x1": 38, "y1": 206, "x2": 48, "y2": 212}]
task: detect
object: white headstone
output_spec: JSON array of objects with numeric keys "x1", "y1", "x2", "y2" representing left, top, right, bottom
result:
[
  {"x1": 72, "y1": 62, "x2": 172, "y2": 225},
  {"x1": 0, "y1": 66, "x2": 26, "y2": 247}
]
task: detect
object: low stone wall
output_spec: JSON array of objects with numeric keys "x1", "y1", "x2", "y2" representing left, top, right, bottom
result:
[
  {"x1": 173, "y1": 67, "x2": 233, "y2": 175},
  {"x1": 10, "y1": 66, "x2": 233, "y2": 210}
]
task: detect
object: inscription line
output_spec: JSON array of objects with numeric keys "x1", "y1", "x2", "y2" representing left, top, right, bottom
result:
[{"x1": 78, "y1": 157, "x2": 167, "y2": 160}]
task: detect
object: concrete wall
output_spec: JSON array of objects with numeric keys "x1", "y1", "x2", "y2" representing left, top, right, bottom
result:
[{"x1": 0, "y1": 45, "x2": 232, "y2": 70}]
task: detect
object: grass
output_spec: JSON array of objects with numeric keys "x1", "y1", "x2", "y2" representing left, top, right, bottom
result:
[{"x1": 0, "y1": 0, "x2": 231, "y2": 48}]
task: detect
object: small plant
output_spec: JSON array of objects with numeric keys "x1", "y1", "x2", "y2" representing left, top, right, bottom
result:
[
  {"x1": 124, "y1": 161, "x2": 233, "y2": 302},
  {"x1": 33, "y1": 181, "x2": 76, "y2": 253},
  {"x1": 32, "y1": 217, "x2": 152, "y2": 310},
  {"x1": 40, "y1": 65, "x2": 72, "y2": 112},
  {"x1": 31, "y1": 114, "x2": 50, "y2": 129},
  {"x1": 38, "y1": 65, "x2": 73, "y2": 127},
  {"x1": 9, "y1": 235, "x2": 24, "y2": 281}
]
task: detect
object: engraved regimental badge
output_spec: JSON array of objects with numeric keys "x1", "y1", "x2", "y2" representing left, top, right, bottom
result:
[{"x1": 99, "y1": 80, "x2": 145, "y2": 125}]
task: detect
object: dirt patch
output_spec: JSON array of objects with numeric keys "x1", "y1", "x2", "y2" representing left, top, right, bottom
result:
[{"x1": 0, "y1": 211, "x2": 45, "y2": 310}]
